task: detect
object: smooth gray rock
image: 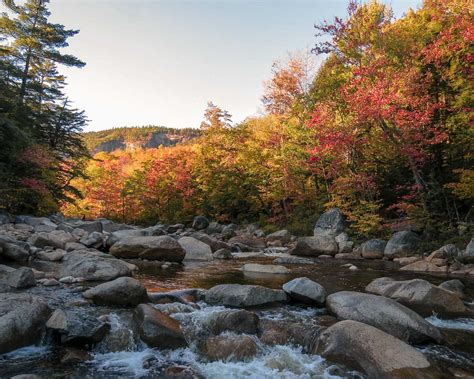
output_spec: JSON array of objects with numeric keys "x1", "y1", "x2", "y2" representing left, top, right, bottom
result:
[
  {"x1": 83, "y1": 277, "x2": 148, "y2": 306},
  {"x1": 199, "y1": 334, "x2": 259, "y2": 362},
  {"x1": 384, "y1": 231, "x2": 420, "y2": 259},
  {"x1": 273, "y1": 256, "x2": 313, "y2": 265},
  {"x1": 361, "y1": 239, "x2": 386, "y2": 259},
  {"x1": 266, "y1": 229, "x2": 291, "y2": 244},
  {"x1": 313, "y1": 208, "x2": 345, "y2": 237},
  {"x1": 290, "y1": 236, "x2": 338, "y2": 256},
  {"x1": 4, "y1": 267, "x2": 36, "y2": 289},
  {"x1": 314, "y1": 320, "x2": 436, "y2": 379},
  {"x1": 459, "y1": 238, "x2": 474, "y2": 263},
  {"x1": 179, "y1": 236, "x2": 213, "y2": 261},
  {"x1": 29, "y1": 230, "x2": 76, "y2": 250},
  {"x1": 326, "y1": 291, "x2": 441, "y2": 343},
  {"x1": 79, "y1": 231, "x2": 104, "y2": 249},
  {"x1": 205, "y1": 284, "x2": 287, "y2": 307},
  {"x1": 207, "y1": 310, "x2": 259, "y2": 335},
  {"x1": 192, "y1": 215, "x2": 209, "y2": 230},
  {"x1": 241, "y1": 263, "x2": 290, "y2": 274},
  {"x1": 366, "y1": 277, "x2": 468, "y2": 317},
  {"x1": 110, "y1": 236, "x2": 185, "y2": 262},
  {"x1": 134, "y1": 304, "x2": 187, "y2": 349},
  {"x1": 1, "y1": 242, "x2": 29, "y2": 262},
  {"x1": 60, "y1": 249, "x2": 134, "y2": 281},
  {"x1": 282, "y1": 277, "x2": 326, "y2": 306},
  {"x1": 439, "y1": 279, "x2": 465, "y2": 298},
  {"x1": 213, "y1": 248, "x2": 232, "y2": 259},
  {"x1": 0, "y1": 293, "x2": 52, "y2": 354}
]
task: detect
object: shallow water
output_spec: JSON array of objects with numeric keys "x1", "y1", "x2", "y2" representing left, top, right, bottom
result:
[{"x1": 2, "y1": 255, "x2": 474, "y2": 378}]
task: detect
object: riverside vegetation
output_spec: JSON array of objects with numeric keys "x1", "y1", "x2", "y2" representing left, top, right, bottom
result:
[{"x1": 0, "y1": 0, "x2": 473, "y2": 378}]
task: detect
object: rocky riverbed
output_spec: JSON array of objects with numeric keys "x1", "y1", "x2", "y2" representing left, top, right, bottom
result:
[{"x1": 0, "y1": 211, "x2": 473, "y2": 378}]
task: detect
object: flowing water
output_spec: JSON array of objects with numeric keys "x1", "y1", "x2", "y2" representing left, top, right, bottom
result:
[{"x1": 1, "y1": 256, "x2": 474, "y2": 378}]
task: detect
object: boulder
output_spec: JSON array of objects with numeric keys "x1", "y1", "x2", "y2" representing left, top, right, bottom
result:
[
  {"x1": 73, "y1": 220, "x2": 104, "y2": 234},
  {"x1": 213, "y1": 248, "x2": 232, "y2": 259},
  {"x1": 326, "y1": 291, "x2": 441, "y2": 344},
  {"x1": 205, "y1": 284, "x2": 287, "y2": 307},
  {"x1": 134, "y1": 304, "x2": 187, "y2": 349},
  {"x1": 208, "y1": 310, "x2": 259, "y2": 335},
  {"x1": 266, "y1": 229, "x2": 291, "y2": 245},
  {"x1": 29, "y1": 230, "x2": 76, "y2": 250},
  {"x1": 199, "y1": 335, "x2": 259, "y2": 362},
  {"x1": 64, "y1": 241, "x2": 86, "y2": 252},
  {"x1": 438, "y1": 279, "x2": 465, "y2": 298},
  {"x1": 60, "y1": 249, "x2": 134, "y2": 281},
  {"x1": 459, "y1": 238, "x2": 474, "y2": 263},
  {"x1": 106, "y1": 229, "x2": 148, "y2": 247},
  {"x1": 314, "y1": 320, "x2": 436, "y2": 379},
  {"x1": 154, "y1": 302, "x2": 196, "y2": 315},
  {"x1": 0, "y1": 293, "x2": 52, "y2": 354},
  {"x1": 258, "y1": 319, "x2": 322, "y2": 348},
  {"x1": 79, "y1": 231, "x2": 104, "y2": 249},
  {"x1": 361, "y1": 239, "x2": 386, "y2": 259},
  {"x1": 384, "y1": 231, "x2": 420, "y2": 259},
  {"x1": 178, "y1": 236, "x2": 213, "y2": 261},
  {"x1": 282, "y1": 277, "x2": 326, "y2": 306},
  {"x1": 36, "y1": 249, "x2": 65, "y2": 262},
  {"x1": 83, "y1": 277, "x2": 149, "y2": 306},
  {"x1": 110, "y1": 236, "x2": 185, "y2": 262},
  {"x1": 15, "y1": 216, "x2": 56, "y2": 228},
  {"x1": 365, "y1": 277, "x2": 469, "y2": 317},
  {"x1": 190, "y1": 232, "x2": 230, "y2": 252},
  {"x1": 335, "y1": 232, "x2": 353, "y2": 253},
  {"x1": 290, "y1": 236, "x2": 338, "y2": 256},
  {"x1": 228, "y1": 235, "x2": 266, "y2": 250},
  {"x1": 400, "y1": 260, "x2": 447, "y2": 273},
  {"x1": 313, "y1": 208, "x2": 345, "y2": 237},
  {"x1": 205, "y1": 221, "x2": 223, "y2": 234},
  {"x1": 1, "y1": 243, "x2": 29, "y2": 262},
  {"x1": 46, "y1": 309, "x2": 110, "y2": 345},
  {"x1": 221, "y1": 224, "x2": 237, "y2": 239},
  {"x1": 394, "y1": 256, "x2": 421, "y2": 266},
  {"x1": 4, "y1": 267, "x2": 36, "y2": 289},
  {"x1": 192, "y1": 215, "x2": 209, "y2": 230},
  {"x1": 241, "y1": 263, "x2": 290, "y2": 274}
]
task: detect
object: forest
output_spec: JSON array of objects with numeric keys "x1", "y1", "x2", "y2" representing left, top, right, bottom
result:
[{"x1": 1, "y1": 0, "x2": 473, "y2": 241}]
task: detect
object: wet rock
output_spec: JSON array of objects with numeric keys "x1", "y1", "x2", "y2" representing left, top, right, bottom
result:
[
  {"x1": 46, "y1": 309, "x2": 110, "y2": 345},
  {"x1": 4, "y1": 267, "x2": 36, "y2": 288},
  {"x1": 266, "y1": 229, "x2": 291, "y2": 245},
  {"x1": 326, "y1": 291, "x2": 441, "y2": 343},
  {"x1": 205, "y1": 221, "x2": 223, "y2": 235},
  {"x1": 365, "y1": 277, "x2": 469, "y2": 317},
  {"x1": 228, "y1": 235, "x2": 266, "y2": 250},
  {"x1": 313, "y1": 208, "x2": 345, "y2": 237},
  {"x1": 73, "y1": 220, "x2": 103, "y2": 234},
  {"x1": 438, "y1": 279, "x2": 465, "y2": 298},
  {"x1": 232, "y1": 252, "x2": 265, "y2": 259},
  {"x1": 38, "y1": 278, "x2": 60, "y2": 286},
  {"x1": 272, "y1": 256, "x2": 313, "y2": 265},
  {"x1": 241, "y1": 263, "x2": 290, "y2": 274},
  {"x1": 10, "y1": 375, "x2": 42, "y2": 379},
  {"x1": 258, "y1": 319, "x2": 322, "y2": 349},
  {"x1": 1, "y1": 242, "x2": 30, "y2": 262},
  {"x1": 15, "y1": 216, "x2": 56, "y2": 228},
  {"x1": 213, "y1": 248, "x2": 232, "y2": 259},
  {"x1": 179, "y1": 236, "x2": 213, "y2": 261},
  {"x1": 60, "y1": 348, "x2": 92, "y2": 364},
  {"x1": 282, "y1": 277, "x2": 326, "y2": 306},
  {"x1": 334, "y1": 253, "x2": 362, "y2": 259},
  {"x1": 314, "y1": 320, "x2": 436, "y2": 379},
  {"x1": 106, "y1": 229, "x2": 148, "y2": 247},
  {"x1": 384, "y1": 231, "x2": 420, "y2": 259},
  {"x1": 29, "y1": 230, "x2": 76, "y2": 250},
  {"x1": 335, "y1": 232, "x2": 353, "y2": 254},
  {"x1": 155, "y1": 302, "x2": 196, "y2": 315},
  {"x1": 400, "y1": 260, "x2": 447, "y2": 273},
  {"x1": 394, "y1": 256, "x2": 421, "y2": 266},
  {"x1": 134, "y1": 304, "x2": 187, "y2": 349},
  {"x1": 221, "y1": 224, "x2": 237, "y2": 239},
  {"x1": 83, "y1": 277, "x2": 149, "y2": 306},
  {"x1": 208, "y1": 310, "x2": 259, "y2": 335},
  {"x1": 192, "y1": 215, "x2": 209, "y2": 230},
  {"x1": 36, "y1": 249, "x2": 65, "y2": 262},
  {"x1": 0, "y1": 293, "x2": 52, "y2": 354},
  {"x1": 459, "y1": 238, "x2": 474, "y2": 263},
  {"x1": 110, "y1": 236, "x2": 185, "y2": 262},
  {"x1": 290, "y1": 236, "x2": 338, "y2": 256},
  {"x1": 205, "y1": 284, "x2": 287, "y2": 307},
  {"x1": 199, "y1": 335, "x2": 259, "y2": 362},
  {"x1": 64, "y1": 241, "x2": 86, "y2": 251},
  {"x1": 60, "y1": 249, "x2": 134, "y2": 281},
  {"x1": 190, "y1": 232, "x2": 230, "y2": 252},
  {"x1": 361, "y1": 239, "x2": 386, "y2": 259},
  {"x1": 162, "y1": 365, "x2": 204, "y2": 379}
]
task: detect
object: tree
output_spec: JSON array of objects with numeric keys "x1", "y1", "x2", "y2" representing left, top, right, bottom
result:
[{"x1": 200, "y1": 101, "x2": 232, "y2": 129}]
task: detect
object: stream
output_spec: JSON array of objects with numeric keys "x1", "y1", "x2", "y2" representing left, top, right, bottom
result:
[{"x1": 1, "y1": 256, "x2": 474, "y2": 378}]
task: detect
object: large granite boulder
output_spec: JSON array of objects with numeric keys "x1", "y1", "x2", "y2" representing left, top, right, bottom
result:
[
  {"x1": 326, "y1": 291, "x2": 441, "y2": 343},
  {"x1": 384, "y1": 231, "x2": 420, "y2": 259},
  {"x1": 0, "y1": 235, "x2": 30, "y2": 262},
  {"x1": 134, "y1": 304, "x2": 187, "y2": 349},
  {"x1": 314, "y1": 320, "x2": 437, "y2": 379},
  {"x1": 361, "y1": 239, "x2": 386, "y2": 259},
  {"x1": 205, "y1": 284, "x2": 287, "y2": 308},
  {"x1": 282, "y1": 277, "x2": 326, "y2": 306},
  {"x1": 60, "y1": 249, "x2": 135, "y2": 281},
  {"x1": 266, "y1": 229, "x2": 291, "y2": 245},
  {"x1": 313, "y1": 208, "x2": 345, "y2": 237},
  {"x1": 3, "y1": 267, "x2": 36, "y2": 289},
  {"x1": 192, "y1": 215, "x2": 209, "y2": 230},
  {"x1": 290, "y1": 236, "x2": 338, "y2": 256},
  {"x1": 15, "y1": 216, "x2": 56, "y2": 228},
  {"x1": 207, "y1": 310, "x2": 259, "y2": 335},
  {"x1": 83, "y1": 277, "x2": 148, "y2": 306},
  {"x1": 178, "y1": 236, "x2": 213, "y2": 261},
  {"x1": 365, "y1": 277, "x2": 469, "y2": 317},
  {"x1": 110, "y1": 236, "x2": 185, "y2": 262},
  {"x1": 46, "y1": 309, "x2": 110, "y2": 345},
  {"x1": 459, "y1": 238, "x2": 474, "y2": 263},
  {"x1": 0, "y1": 293, "x2": 52, "y2": 354}
]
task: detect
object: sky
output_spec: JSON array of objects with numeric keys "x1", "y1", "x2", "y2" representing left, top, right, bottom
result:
[{"x1": 41, "y1": 0, "x2": 422, "y2": 131}]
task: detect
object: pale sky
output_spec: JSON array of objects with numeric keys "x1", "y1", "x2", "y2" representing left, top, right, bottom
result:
[{"x1": 38, "y1": 0, "x2": 421, "y2": 131}]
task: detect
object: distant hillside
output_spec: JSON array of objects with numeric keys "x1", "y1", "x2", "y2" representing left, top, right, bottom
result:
[{"x1": 83, "y1": 126, "x2": 201, "y2": 154}]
